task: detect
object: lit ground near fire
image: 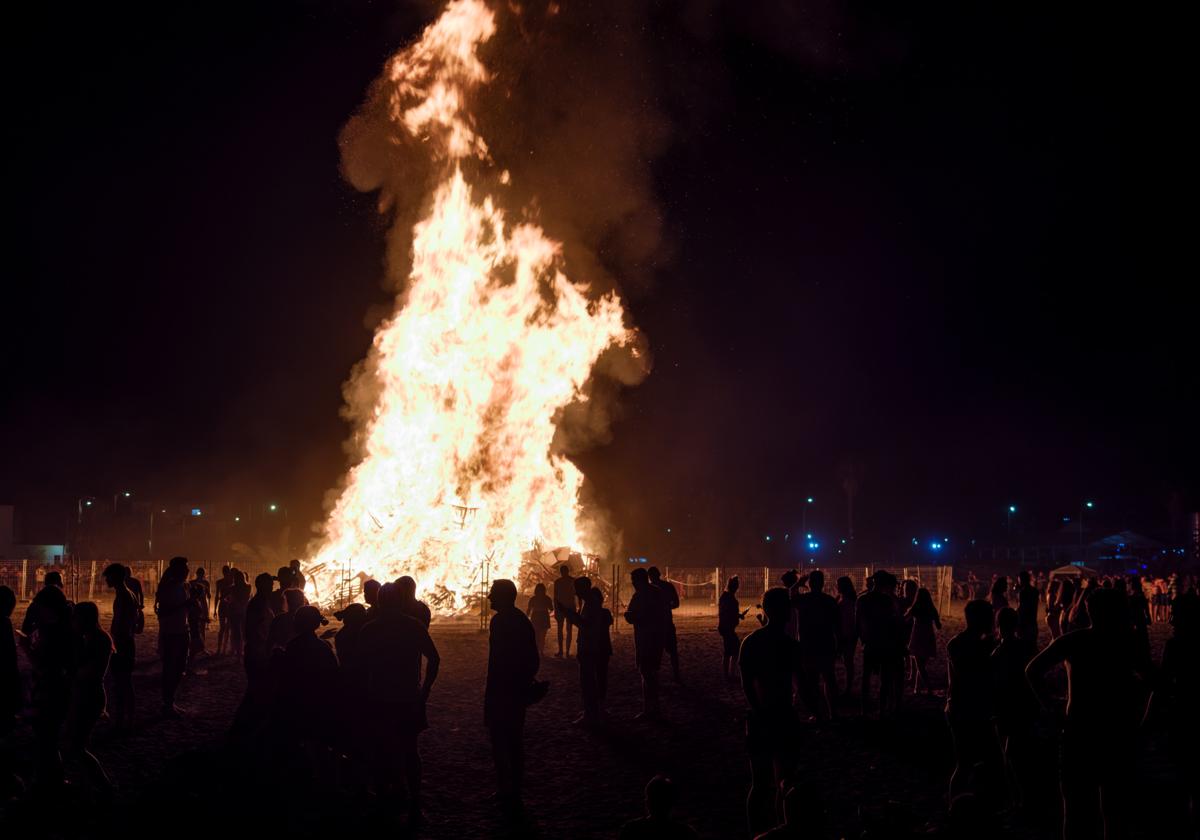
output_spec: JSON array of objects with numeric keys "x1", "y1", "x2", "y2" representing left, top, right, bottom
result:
[{"x1": 3, "y1": 610, "x2": 1181, "y2": 838}]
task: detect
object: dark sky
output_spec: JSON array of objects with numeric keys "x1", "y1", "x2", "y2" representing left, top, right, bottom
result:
[{"x1": 3, "y1": 2, "x2": 1195, "y2": 554}]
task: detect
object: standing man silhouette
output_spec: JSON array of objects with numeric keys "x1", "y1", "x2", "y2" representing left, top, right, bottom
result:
[
  {"x1": 485, "y1": 579, "x2": 539, "y2": 817},
  {"x1": 1015, "y1": 570, "x2": 1040, "y2": 645},
  {"x1": 625, "y1": 567, "x2": 669, "y2": 720},
  {"x1": 648, "y1": 566, "x2": 682, "y2": 682},
  {"x1": 739, "y1": 587, "x2": 803, "y2": 835},
  {"x1": 553, "y1": 565, "x2": 576, "y2": 657}
]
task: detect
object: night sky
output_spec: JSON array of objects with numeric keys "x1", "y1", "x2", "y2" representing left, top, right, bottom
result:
[{"x1": 4, "y1": 2, "x2": 1195, "y2": 556}]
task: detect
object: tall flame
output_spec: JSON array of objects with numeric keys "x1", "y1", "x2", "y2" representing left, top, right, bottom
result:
[{"x1": 307, "y1": 0, "x2": 637, "y2": 612}]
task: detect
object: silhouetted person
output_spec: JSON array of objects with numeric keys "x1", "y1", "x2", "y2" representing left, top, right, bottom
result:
[
  {"x1": 794, "y1": 570, "x2": 838, "y2": 720},
  {"x1": 214, "y1": 564, "x2": 234, "y2": 655},
  {"x1": 102, "y1": 563, "x2": 137, "y2": 732},
  {"x1": 276, "y1": 605, "x2": 339, "y2": 783},
  {"x1": 227, "y1": 569, "x2": 250, "y2": 657},
  {"x1": 558, "y1": 585, "x2": 614, "y2": 726},
  {"x1": 649, "y1": 566, "x2": 682, "y2": 682},
  {"x1": 1154, "y1": 590, "x2": 1198, "y2": 834},
  {"x1": 1127, "y1": 575, "x2": 1151, "y2": 662},
  {"x1": 289, "y1": 558, "x2": 306, "y2": 593},
  {"x1": 835, "y1": 576, "x2": 859, "y2": 697},
  {"x1": 719, "y1": 575, "x2": 749, "y2": 681},
  {"x1": 1046, "y1": 579, "x2": 1064, "y2": 639},
  {"x1": 0, "y1": 586, "x2": 19, "y2": 796},
  {"x1": 990, "y1": 576, "x2": 1009, "y2": 614},
  {"x1": 1065, "y1": 577, "x2": 1093, "y2": 631},
  {"x1": 753, "y1": 783, "x2": 827, "y2": 839},
  {"x1": 124, "y1": 566, "x2": 144, "y2": 614},
  {"x1": 396, "y1": 575, "x2": 432, "y2": 628},
  {"x1": 360, "y1": 582, "x2": 440, "y2": 823},
  {"x1": 619, "y1": 774, "x2": 699, "y2": 840},
  {"x1": 268, "y1": 588, "x2": 307, "y2": 660},
  {"x1": 905, "y1": 587, "x2": 941, "y2": 695},
  {"x1": 526, "y1": 583, "x2": 552, "y2": 654},
  {"x1": 945, "y1": 599, "x2": 999, "y2": 800},
  {"x1": 1056, "y1": 578, "x2": 1077, "y2": 635},
  {"x1": 155, "y1": 556, "x2": 191, "y2": 717},
  {"x1": 333, "y1": 601, "x2": 370, "y2": 781},
  {"x1": 857, "y1": 570, "x2": 904, "y2": 718},
  {"x1": 484, "y1": 579, "x2": 539, "y2": 816},
  {"x1": 739, "y1": 587, "x2": 802, "y2": 835},
  {"x1": 233, "y1": 572, "x2": 276, "y2": 739},
  {"x1": 991, "y1": 607, "x2": 1038, "y2": 809},
  {"x1": 625, "y1": 567, "x2": 669, "y2": 720},
  {"x1": 1016, "y1": 571, "x2": 1039, "y2": 645},
  {"x1": 362, "y1": 578, "x2": 381, "y2": 621},
  {"x1": 22, "y1": 571, "x2": 73, "y2": 788},
  {"x1": 1027, "y1": 587, "x2": 1151, "y2": 840},
  {"x1": 553, "y1": 564, "x2": 576, "y2": 657},
  {"x1": 187, "y1": 567, "x2": 211, "y2": 663},
  {"x1": 64, "y1": 601, "x2": 113, "y2": 795}
]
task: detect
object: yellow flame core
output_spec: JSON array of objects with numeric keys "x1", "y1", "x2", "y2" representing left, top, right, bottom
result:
[{"x1": 308, "y1": 0, "x2": 635, "y2": 612}]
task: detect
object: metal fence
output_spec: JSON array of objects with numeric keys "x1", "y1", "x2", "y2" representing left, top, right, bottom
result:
[
  {"x1": 662, "y1": 564, "x2": 955, "y2": 617},
  {"x1": 1, "y1": 557, "x2": 302, "y2": 606}
]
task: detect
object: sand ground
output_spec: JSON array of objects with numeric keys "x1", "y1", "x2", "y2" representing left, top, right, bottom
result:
[{"x1": 1, "y1": 607, "x2": 1184, "y2": 839}]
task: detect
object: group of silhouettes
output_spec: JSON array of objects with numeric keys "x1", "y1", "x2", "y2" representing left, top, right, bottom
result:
[
  {"x1": 712, "y1": 566, "x2": 1199, "y2": 839},
  {"x1": 3, "y1": 558, "x2": 1198, "y2": 838}
]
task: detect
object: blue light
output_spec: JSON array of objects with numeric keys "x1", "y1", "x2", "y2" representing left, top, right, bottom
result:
[
  {"x1": 840, "y1": 539, "x2": 847, "y2": 544},
  {"x1": 191, "y1": 508, "x2": 202, "y2": 517},
  {"x1": 765, "y1": 535, "x2": 772, "y2": 542},
  {"x1": 1008, "y1": 505, "x2": 1016, "y2": 513},
  {"x1": 1085, "y1": 501, "x2": 1095, "y2": 509},
  {"x1": 806, "y1": 497, "x2": 814, "y2": 504},
  {"x1": 930, "y1": 542, "x2": 942, "y2": 551},
  {"x1": 911, "y1": 538, "x2": 919, "y2": 546},
  {"x1": 806, "y1": 533, "x2": 813, "y2": 540},
  {"x1": 1062, "y1": 516, "x2": 1071, "y2": 523}
]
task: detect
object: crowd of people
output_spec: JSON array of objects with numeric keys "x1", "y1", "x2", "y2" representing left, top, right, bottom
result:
[
  {"x1": 713, "y1": 566, "x2": 1199, "y2": 838},
  {"x1": 2, "y1": 556, "x2": 1197, "y2": 838}
]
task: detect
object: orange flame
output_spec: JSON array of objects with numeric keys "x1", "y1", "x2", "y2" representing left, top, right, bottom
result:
[{"x1": 307, "y1": 0, "x2": 637, "y2": 612}]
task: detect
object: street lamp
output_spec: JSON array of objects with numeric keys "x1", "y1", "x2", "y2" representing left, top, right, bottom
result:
[
  {"x1": 802, "y1": 497, "x2": 814, "y2": 538},
  {"x1": 1007, "y1": 505, "x2": 1017, "y2": 537},
  {"x1": 1079, "y1": 501, "x2": 1095, "y2": 557}
]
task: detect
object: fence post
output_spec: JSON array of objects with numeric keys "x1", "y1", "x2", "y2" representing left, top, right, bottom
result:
[
  {"x1": 20, "y1": 559, "x2": 27, "y2": 600},
  {"x1": 88, "y1": 561, "x2": 96, "y2": 600},
  {"x1": 714, "y1": 567, "x2": 720, "y2": 606}
]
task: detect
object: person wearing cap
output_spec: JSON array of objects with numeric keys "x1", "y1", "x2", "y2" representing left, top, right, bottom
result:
[
  {"x1": 360, "y1": 582, "x2": 440, "y2": 826},
  {"x1": 102, "y1": 563, "x2": 137, "y2": 731},
  {"x1": 276, "y1": 605, "x2": 338, "y2": 764},
  {"x1": 155, "y1": 556, "x2": 192, "y2": 717}
]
